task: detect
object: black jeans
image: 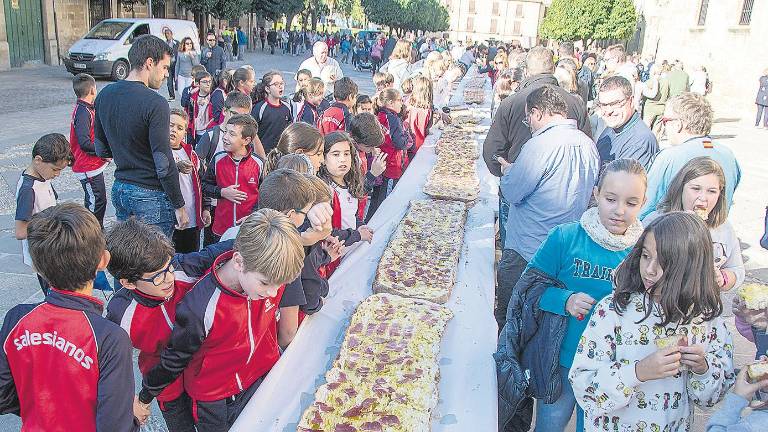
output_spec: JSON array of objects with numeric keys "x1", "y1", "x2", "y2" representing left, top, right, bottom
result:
[
  {"x1": 173, "y1": 227, "x2": 200, "y2": 253},
  {"x1": 160, "y1": 392, "x2": 196, "y2": 432},
  {"x1": 757, "y1": 104, "x2": 768, "y2": 127},
  {"x1": 203, "y1": 207, "x2": 217, "y2": 247},
  {"x1": 79, "y1": 172, "x2": 107, "y2": 227},
  {"x1": 495, "y1": 249, "x2": 529, "y2": 331},
  {"x1": 167, "y1": 62, "x2": 176, "y2": 98},
  {"x1": 194, "y1": 376, "x2": 263, "y2": 432},
  {"x1": 365, "y1": 178, "x2": 398, "y2": 223}
]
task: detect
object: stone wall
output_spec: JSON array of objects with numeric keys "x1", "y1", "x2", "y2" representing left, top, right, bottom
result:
[
  {"x1": 634, "y1": 0, "x2": 768, "y2": 119},
  {"x1": 55, "y1": 0, "x2": 90, "y2": 57}
]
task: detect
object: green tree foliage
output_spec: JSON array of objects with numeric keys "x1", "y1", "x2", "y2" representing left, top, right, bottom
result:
[
  {"x1": 412, "y1": 0, "x2": 449, "y2": 32},
  {"x1": 540, "y1": 0, "x2": 637, "y2": 41},
  {"x1": 594, "y1": 0, "x2": 638, "y2": 40},
  {"x1": 362, "y1": 0, "x2": 448, "y2": 33}
]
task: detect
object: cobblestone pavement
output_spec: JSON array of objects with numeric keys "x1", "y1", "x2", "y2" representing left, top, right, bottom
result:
[{"x1": 0, "y1": 50, "x2": 764, "y2": 431}]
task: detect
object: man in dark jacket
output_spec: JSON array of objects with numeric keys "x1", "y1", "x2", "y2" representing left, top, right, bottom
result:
[
  {"x1": 382, "y1": 34, "x2": 397, "y2": 63},
  {"x1": 163, "y1": 28, "x2": 179, "y2": 101},
  {"x1": 201, "y1": 33, "x2": 226, "y2": 76},
  {"x1": 483, "y1": 46, "x2": 592, "y2": 175}
]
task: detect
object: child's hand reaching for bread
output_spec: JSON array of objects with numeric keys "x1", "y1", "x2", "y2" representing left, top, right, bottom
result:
[
  {"x1": 735, "y1": 357, "x2": 768, "y2": 401},
  {"x1": 358, "y1": 225, "x2": 374, "y2": 243},
  {"x1": 733, "y1": 296, "x2": 768, "y2": 331}
]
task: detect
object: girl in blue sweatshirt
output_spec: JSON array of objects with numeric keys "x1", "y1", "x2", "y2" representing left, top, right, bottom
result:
[{"x1": 528, "y1": 159, "x2": 648, "y2": 432}]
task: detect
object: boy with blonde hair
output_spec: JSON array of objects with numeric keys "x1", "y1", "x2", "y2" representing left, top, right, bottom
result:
[{"x1": 136, "y1": 209, "x2": 304, "y2": 431}]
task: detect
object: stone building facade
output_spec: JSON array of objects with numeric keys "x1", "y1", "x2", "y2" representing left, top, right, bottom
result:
[
  {"x1": 0, "y1": 0, "x2": 183, "y2": 71},
  {"x1": 440, "y1": 0, "x2": 550, "y2": 48},
  {"x1": 632, "y1": 0, "x2": 767, "y2": 118}
]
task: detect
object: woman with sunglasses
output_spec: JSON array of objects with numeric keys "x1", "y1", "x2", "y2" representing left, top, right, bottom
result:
[{"x1": 175, "y1": 37, "x2": 199, "y2": 94}]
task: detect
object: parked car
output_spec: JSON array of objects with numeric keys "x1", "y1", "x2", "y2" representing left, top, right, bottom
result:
[{"x1": 63, "y1": 18, "x2": 199, "y2": 81}]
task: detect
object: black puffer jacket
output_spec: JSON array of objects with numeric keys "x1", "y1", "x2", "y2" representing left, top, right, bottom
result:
[{"x1": 494, "y1": 267, "x2": 568, "y2": 431}]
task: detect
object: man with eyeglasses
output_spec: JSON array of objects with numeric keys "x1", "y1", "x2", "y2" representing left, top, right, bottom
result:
[
  {"x1": 594, "y1": 76, "x2": 659, "y2": 172},
  {"x1": 640, "y1": 92, "x2": 741, "y2": 219},
  {"x1": 495, "y1": 84, "x2": 598, "y2": 332},
  {"x1": 200, "y1": 32, "x2": 226, "y2": 76}
]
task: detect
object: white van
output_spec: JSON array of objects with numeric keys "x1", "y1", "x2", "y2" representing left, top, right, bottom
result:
[{"x1": 64, "y1": 18, "x2": 199, "y2": 81}]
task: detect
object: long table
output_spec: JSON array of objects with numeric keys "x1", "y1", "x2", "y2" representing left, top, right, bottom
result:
[{"x1": 231, "y1": 68, "x2": 499, "y2": 432}]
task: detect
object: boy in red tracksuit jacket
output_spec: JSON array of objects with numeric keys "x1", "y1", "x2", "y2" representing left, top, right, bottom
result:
[
  {"x1": 135, "y1": 209, "x2": 305, "y2": 432},
  {"x1": 202, "y1": 114, "x2": 263, "y2": 242},
  {"x1": 369, "y1": 93, "x2": 413, "y2": 218},
  {"x1": 348, "y1": 112, "x2": 386, "y2": 199},
  {"x1": 0, "y1": 203, "x2": 139, "y2": 432},
  {"x1": 189, "y1": 72, "x2": 223, "y2": 142},
  {"x1": 105, "y1": 218, "x2": 233, "y2": 432},
  {"x1": 318, "y1": 77, "x2": 358, "y2": 135},
  {"x1": 70, "y1": 73, "x2": 109, "y2": 227}
]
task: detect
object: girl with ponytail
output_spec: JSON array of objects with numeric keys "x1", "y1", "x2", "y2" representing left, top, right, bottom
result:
[{"x1": 251, "y1": 71, "x2": 293, "y2": 153}]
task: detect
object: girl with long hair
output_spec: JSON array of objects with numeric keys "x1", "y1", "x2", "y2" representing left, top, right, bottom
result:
[
  {"x1": 570, "y1": 212, "x2": 734, "y2": 431},
  {"x1": 317, "y1": 131, "x2": 373, "y2": 276},
  {"x1": 263, "y1": 122, "x2": 324, "y2": 176},
  {"x1": 175, "y1": 36, "x2": 199, "y2": 93},
  {"x1": 251, "y1": 71, "x2": 293, "y2": 153}
]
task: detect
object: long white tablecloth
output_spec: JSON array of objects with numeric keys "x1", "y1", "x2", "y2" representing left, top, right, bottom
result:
[{"x1": 231, "y1": 69, "x2": 499, "y2": 432}]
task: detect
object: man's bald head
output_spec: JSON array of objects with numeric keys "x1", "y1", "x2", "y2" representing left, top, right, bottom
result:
[
  {"x1": 526, "y1": 46, "x2": 555, "y2": 76},
  {"x1": 313, "y1": 41, "x2": 329, "y2": 64}
]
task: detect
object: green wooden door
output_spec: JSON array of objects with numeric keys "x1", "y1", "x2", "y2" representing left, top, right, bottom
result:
[{"x1": 3, "y1": 0, "x2": 44, "y2": 67}]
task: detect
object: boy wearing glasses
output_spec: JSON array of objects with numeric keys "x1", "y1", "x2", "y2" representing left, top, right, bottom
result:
[
  {"x1": 106, "y1": 218, "x2": 234, "y2": 431},
  {"x1": 135, "y1": 209, "x2": 305, "y2": 431},
  {"x1": 189, "y1": 71, "x2": 218, "y2": 142}
]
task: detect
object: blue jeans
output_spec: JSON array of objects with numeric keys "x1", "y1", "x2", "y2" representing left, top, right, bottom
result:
[
  {"x1": 112, "y1": 180, "x2": 176, "y2": 238},
  {"x1": 499, "y1": 187, "x2": 510, "y2": 249},
  {"x1": 534, "y1": 366, "x2": 584, "y2": 432},
  {"x1": 753, "y1": 327, "x2": 768, "y2": 359}
]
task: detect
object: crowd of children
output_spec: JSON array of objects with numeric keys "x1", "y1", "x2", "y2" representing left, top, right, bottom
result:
[
  {"x1": 3, "y1": 34, "x2": 460, "y2": 431},
  {"x1": 5, "y1": 35, "x2": 767, "y2": 432}
]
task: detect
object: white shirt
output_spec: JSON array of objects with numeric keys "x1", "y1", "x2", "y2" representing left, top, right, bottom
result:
[
  {"x1": 195, "y1": 94, "x2": 211, "y2": 134},
  {"x1": 333, "y1": 183, "x2": 358, "y2": 230},
  {"x1": 16, "y1": 172, "x2": 57, "y2": 266},
  {"x1": 172, "y1": 149, "x2": 197, "y2": 229},
  {"x1": 297, "y1": 57, "x2": 344, "y2": 88}
]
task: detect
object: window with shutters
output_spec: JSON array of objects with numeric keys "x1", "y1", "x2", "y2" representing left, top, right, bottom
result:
[
  {"x1": 469, "y1": 0, "x2": 476, "y2": 13},
  {"x1": 513, "y1": 21, "x2": 521, "y2": 35},
  {"x1": 739, "y1": 0, "x2": 754, "y2": 25},
  {"x1": 490, "y1": 19, "x2": 498, "y2": 34},
  {"x1": 467, "y1": 17, "x2": 474, "y2": 31},
  {"x1": 697, "y1": 0, "x2": 709, "y2": 25},
  {"x1": 492, "y1": 1, "x2": 499, "y2": 15},
  {"x1": 516, "y1": 4, "x2": 524, "y2": 18}
]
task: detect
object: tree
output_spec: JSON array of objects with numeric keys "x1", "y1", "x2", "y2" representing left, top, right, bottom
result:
[
  {"x1": 407, "y1": 0, "x2": 449, "y2": 33},
  {"x1": 362, "y1": 0, "x2": 447, "y2": 34},
  {"x1": 539, "y1": 0, "x2": 637, "y2": 42},
  {"x1": 337, "y1": 0, "x2": 363, "y2": 27},
  {"x1": 594, "y1": 0, "x2": 638, "y2": 41}
]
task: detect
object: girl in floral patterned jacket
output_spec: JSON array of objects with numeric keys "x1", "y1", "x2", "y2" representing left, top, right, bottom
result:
[{"x1": 570, "y1": 211, "x2": 736, "y2": 432}]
